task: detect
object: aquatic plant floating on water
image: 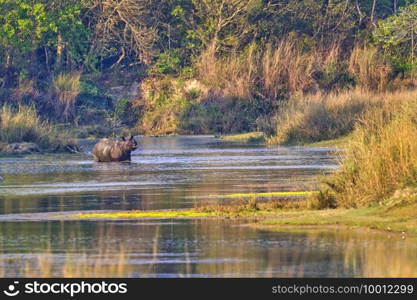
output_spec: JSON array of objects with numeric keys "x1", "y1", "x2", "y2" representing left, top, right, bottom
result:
[{"x1": 206, "y1": 191, "x2": 315, "y2": 199}]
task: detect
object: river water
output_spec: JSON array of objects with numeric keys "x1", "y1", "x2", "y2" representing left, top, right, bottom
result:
[{"x1": 0, "y1": 136, "x2": 416, "y2": 277}]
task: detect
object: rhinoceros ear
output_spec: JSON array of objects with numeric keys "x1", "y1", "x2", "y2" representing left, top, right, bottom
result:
[
  {"x1": 129, "y1": 135, "x2": 134, "y2": 141},
  {"x1": 121, "y1": 136, "x2": 126, "y2": 141}
]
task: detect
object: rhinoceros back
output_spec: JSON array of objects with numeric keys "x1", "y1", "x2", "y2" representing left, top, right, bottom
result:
[
  {"x1": 92, "y1": 139, "x2": 113, "y2": 162},
  {"x1": 92, "y1": 138, "x2": 132, "y2": 162}
]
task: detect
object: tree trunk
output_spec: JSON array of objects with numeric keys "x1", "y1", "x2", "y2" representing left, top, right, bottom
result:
[
  {"x1": 56, "y1": 32, "x2": 64, "y2": 70},
  {"x1": 371, "y1": 0, "x2": 377, "y2": 25}
]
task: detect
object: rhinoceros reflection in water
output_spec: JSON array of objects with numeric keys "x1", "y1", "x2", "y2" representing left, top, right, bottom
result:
[{"x1": 92, "y1": 135, "x2": 138, "y2": 162}]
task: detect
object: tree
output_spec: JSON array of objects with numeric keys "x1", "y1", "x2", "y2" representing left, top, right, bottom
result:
[
  {"x1": 86, "y1": 0, "x2": 157, "y2": 66},
  {"x1": 0, "y1": 0, "x2": 49, "y2": 66},
  {"x1": 0, "y1": 0, "x2": 88, "y2": 78},
  {"x1": 374, "y1": 3, "x2": 417, "y2": 73},
  {"x1": 172, "y1": 0, "x2": 258, "y2": 53}
]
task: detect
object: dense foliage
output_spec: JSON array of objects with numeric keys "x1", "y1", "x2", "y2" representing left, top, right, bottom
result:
[{"x1": 1, "y1": 0, "x2": 417, "y2": 134}]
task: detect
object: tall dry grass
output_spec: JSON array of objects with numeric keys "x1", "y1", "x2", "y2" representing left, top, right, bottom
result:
[
  {"x1": 196, "y1": 44, "x2": 258, "y2": 100},
  {"x1": 0, "y1": 105, "x2": 53, "y2": 146},
  {"x1": 0, "y1": 105, "x2": 72, "y2": 150},
  {"x1": 196, "y1": 41, "x2": 394, "y2": 102},
  {"x1": 261, "y1": 40, "x2": 316, "y2": 98},
  {"x1": 13, "y1": 78, "x2": 40, "y2": 102},
  {"x1": 269, "y1": 89, "x2": 387, "y2": 145},
  {"x1": 52, "y1": 72, "x2": 81, "y2": 122},
  {"x1": 196, "y1": 39, "x2": 322, "y2": 101},
  {"x1": 348, "y1": 45, "x2": 392, "y2": 91},
  {"x1": 312, "y1": 90, "x2": 417, "y2": 208}
]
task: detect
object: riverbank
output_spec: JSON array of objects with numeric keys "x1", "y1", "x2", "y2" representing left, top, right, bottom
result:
[
  {"x1": 257, "y1": 204, "x2": 417, "y2": 235},
  {"x1": 219, "y1": 132, "x2": 266, "y2": 144},
  {"x1": 72, "y1": 200, "x2": 417, "y2": 235},
  {"x1": 0, "y1": 105, "x2": 81, "y2": 155}
]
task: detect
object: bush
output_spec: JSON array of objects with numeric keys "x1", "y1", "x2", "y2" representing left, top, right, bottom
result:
[
  {"x1": 152, "y1": 50, "x2": 182, "y2": 75},
  {"x1": 269, "y1": 90, "x2": 383, "y2": 145},
  {"x1": 0, "y1": 105, "x2": 62, "y2": 148},
  {"x1": 139, "y1": 78, "x2": 190, "y2": 135},
  {"x1": 114, "y1": 97, "x2": 140, "y2": 127},
  {"x1": 138, "y1": 77, "x2": 264, "y2": 135},
  {"x1": 51, "y1": 72, "x2": 81, "y2": 122},
  {"x1": 313, "y1": 90, "x2": 417, "y2": 208},
  {"x1": 307, "y1": 190, "x2": 337, "y2": 210}
]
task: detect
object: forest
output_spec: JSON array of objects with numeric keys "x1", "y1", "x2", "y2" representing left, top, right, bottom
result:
[{"x1": 1, "y1": 0, "x2": 417, "y2": 209}]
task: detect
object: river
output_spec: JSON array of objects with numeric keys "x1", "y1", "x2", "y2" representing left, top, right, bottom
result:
[{"x1": 0, "y1": 136, "x2": 416, "y2": 277}]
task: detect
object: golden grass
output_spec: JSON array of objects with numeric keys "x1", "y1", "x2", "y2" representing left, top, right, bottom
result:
[
  {"x1": 73, "y1": 200, "x2": 417, "y2": 235},
  {"x1": 196, "y1": 38, "x2": 328, "y2": 101},
  {"x1": 75, "y1": 197, "x2": 307, "y2": 220},
  {"x1": 261, "y1": 40, "x2": 315, "y2": 98},
  {"x1": 0, "y1": 104, "x2": 74, "y2": 151},
  {"x1": 268, "y1": 89, "x2": 415, "y2": 145},
  {"x1": 0, "y1": 105, "x2": 53, "y2": 147},
  {"x1": 313, "y1": 91, "x2": 417, "y2": 208},
  {"x1": 196, "y1": 44, "x2": 258, "y2": 100},
  {"x1": 348, "y1": 45, "x2": 392, "y2": 91},
  {"x1": 302, "y1": 134, "x2": 353, "y2": 148},
  {"x1": 75, "y1": 208, "x2": 271, "y2": 219}
]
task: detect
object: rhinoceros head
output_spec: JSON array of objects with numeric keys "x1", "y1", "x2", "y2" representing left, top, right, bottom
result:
[{"x1": 121, "y1": 135, "x2": 138, "y2": 152}]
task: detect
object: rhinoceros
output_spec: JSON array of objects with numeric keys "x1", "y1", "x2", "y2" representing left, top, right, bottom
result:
[{"x1": 92, "y1": 135, "x2": 138, "y2": 162}]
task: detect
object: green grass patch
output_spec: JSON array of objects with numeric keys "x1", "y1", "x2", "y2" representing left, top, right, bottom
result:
[
  {"x1": 73, "y1": 200, "x2": 417, "y2": 235},
  {"x1": 75, "y1": 206, "x2": 273, "y2": 219},
  {"x1": 76, "y1": 210, "x2": 216, "y2": 219},
  {"x1": 213, "y1": 191, "x2": 314, "y2": 199},
  {"x1": 220, "y1": 132, "x2": 266, "y2": 143},
  {"x1": 259, "y1": 204, "x2": 417, "y2": 234}
]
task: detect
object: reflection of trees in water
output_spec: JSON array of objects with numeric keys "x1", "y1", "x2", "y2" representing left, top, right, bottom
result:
[
  {"x1": 1, "y1": 221, "x2": 416, "y2": 277},
  {"x1": 339, "y1": 230, "x2": 417, "y2": 277},
  {"x1": 285, "y1": 229, "x2": 417, "y2": 277},
  {"x1": 0, "y1": 220, "x2": 199, "y2": 277},
  {"x1": 196, "y1": 226, "x2": 417, "y2": 277}
]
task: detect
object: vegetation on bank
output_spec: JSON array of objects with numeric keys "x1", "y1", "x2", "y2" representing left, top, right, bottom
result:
[
  {"x1": 75, "y1": 197, "x2": 305, "y2": 219},
  {"x1": 208, "y1": 191, "x2": 313, "y2": 198},
  {"x1": 1, "y1": 0, "x2": 417, "y2": 232},
  {"x1": 73, "y1": 197, "x2": 417, "y2": 234},
  {"x1": 309, "y1": 92, "x2": 417, "y2": 209},
  {"x1": 2, "y1": 1, "x2": 417, "y2": 138},
  {"x1": 0, "y1": 105, "x2": 75, "y2": 152},
  {"x1": 258, "y1": 203, "x2": 417, "y2": 234},
  {"x1": 220, "y1": 132, "x2": 266, "y2": 144}
]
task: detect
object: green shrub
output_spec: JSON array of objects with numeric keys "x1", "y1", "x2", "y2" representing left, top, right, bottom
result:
[
  {"x1": 153, "y1": 50, "x2": 182, "y2": 75},
  {"x1": 114, "y1": 97, "x2": 139, "y2": 126},
  {"x1": 138, "y1": 77, "x2": 265, "y2": 135}
]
